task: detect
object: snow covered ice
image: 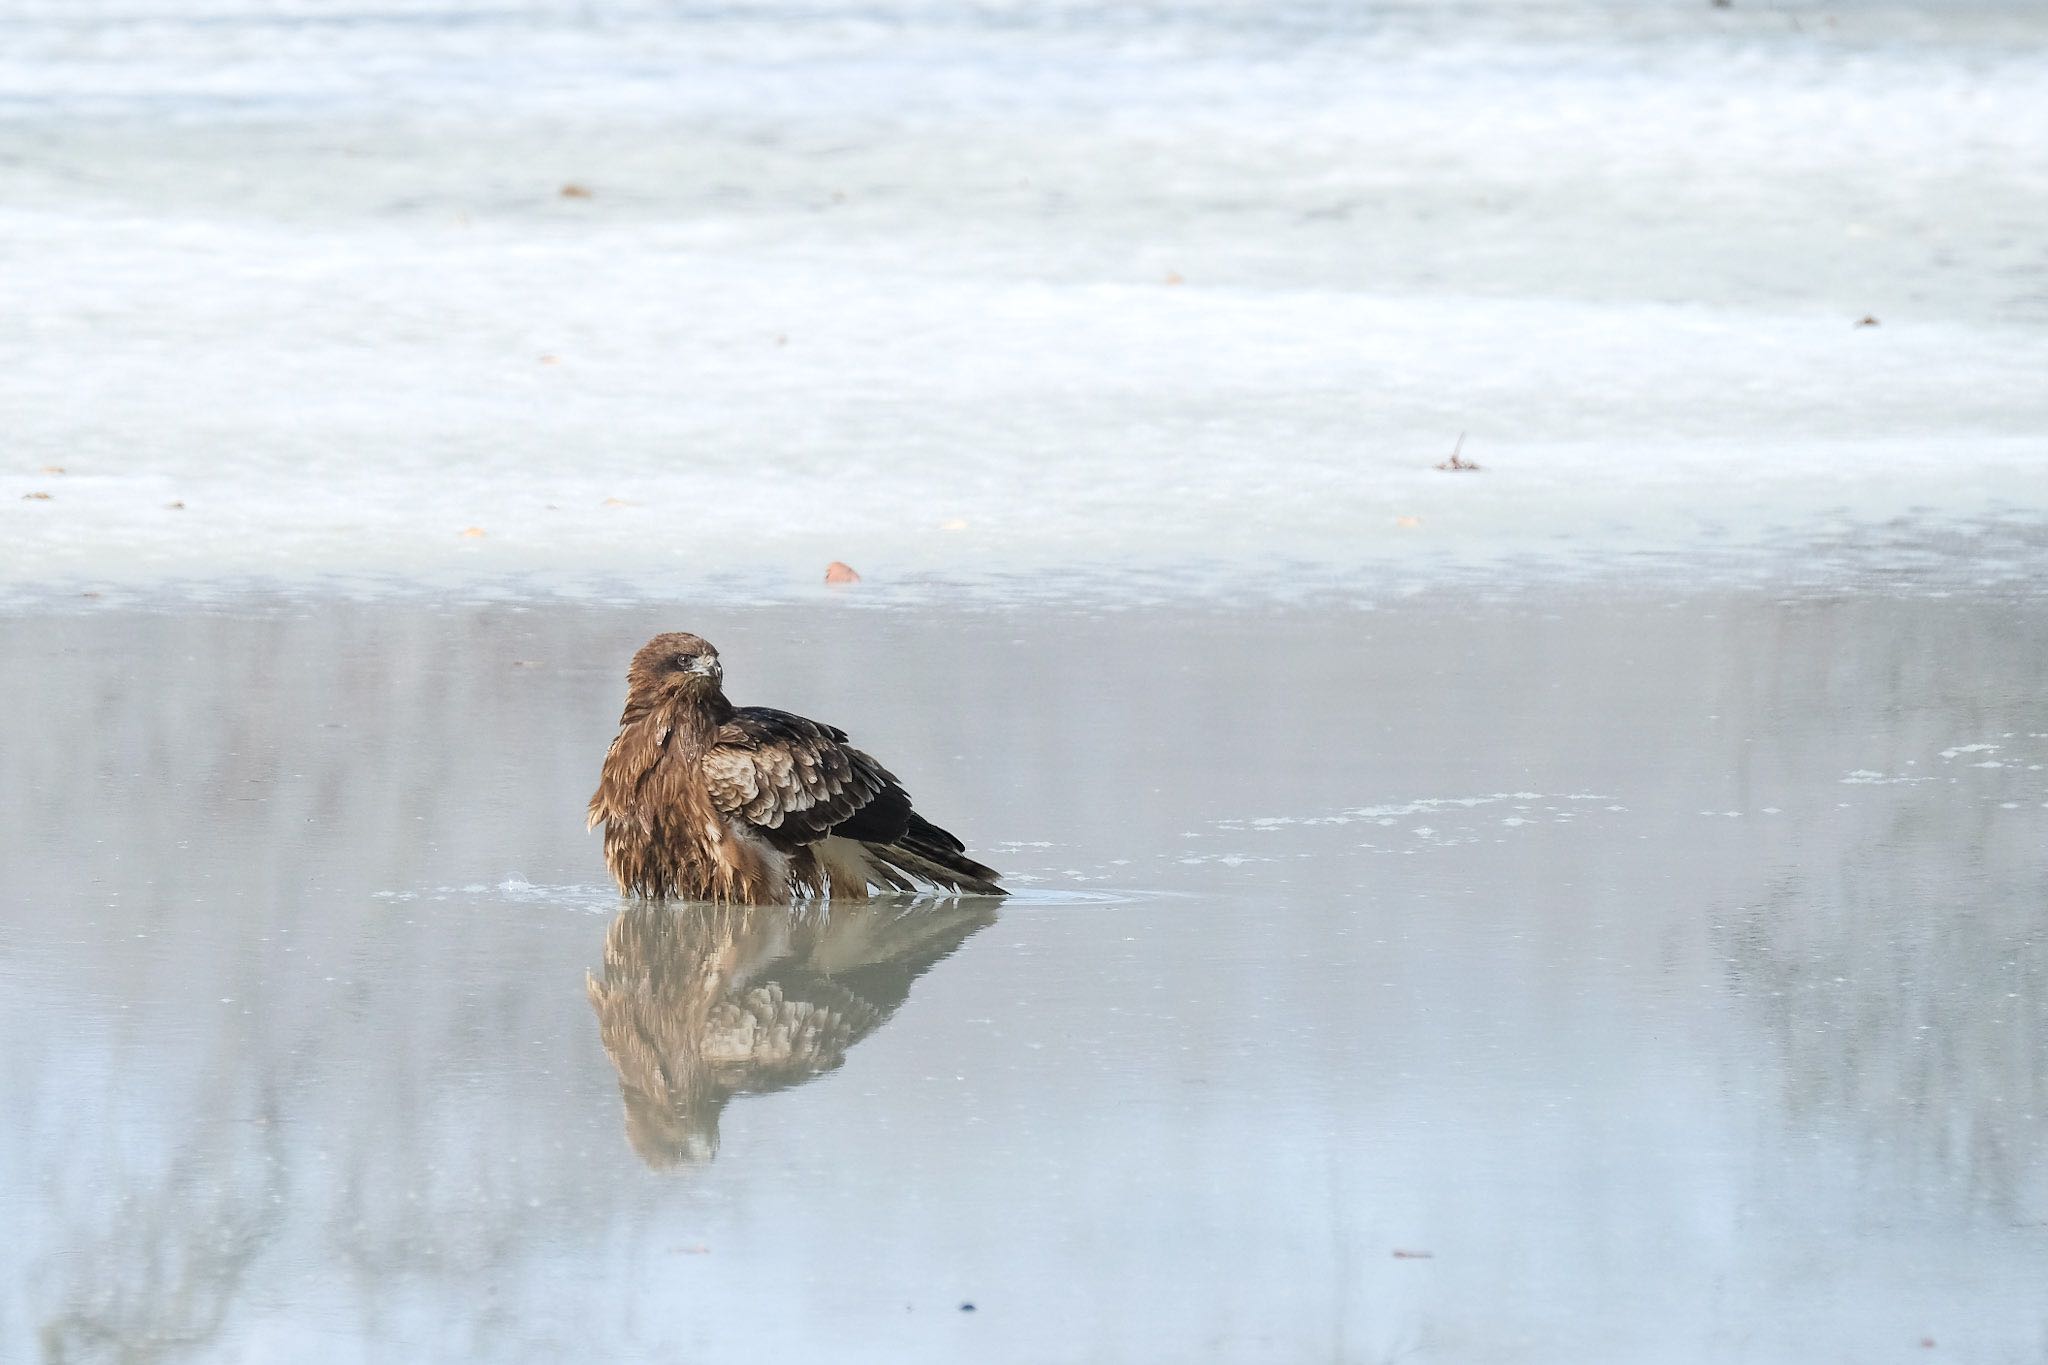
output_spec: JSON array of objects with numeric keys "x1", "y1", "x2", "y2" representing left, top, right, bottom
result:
[{"x1": 3, "y1": 0, "x2": 2045, "y2": 600}]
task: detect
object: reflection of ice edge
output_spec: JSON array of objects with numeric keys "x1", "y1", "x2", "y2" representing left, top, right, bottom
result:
[
  {"x1": 1840, "y1": 733, "x2": 2048, "y2": 808},
  {"x1": 1186, "y1": 791, "x2": 1625, "y2": 861},
  {"x1": 1219, "y1": 790, "x2": 1620, "y2": 828}
]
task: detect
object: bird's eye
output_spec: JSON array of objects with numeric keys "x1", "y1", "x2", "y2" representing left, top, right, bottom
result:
[{"x1": 673, "y1": 654, "x2": 694, "y2": 670}]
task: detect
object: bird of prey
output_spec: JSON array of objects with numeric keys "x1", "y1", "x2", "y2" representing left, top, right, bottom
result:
[
  {"x1": 588, "y1": 632, "x2": 1005, "y2": 903},
  {"x1": 586, "y1": 897, "x2": 997, "y2": 1166}
]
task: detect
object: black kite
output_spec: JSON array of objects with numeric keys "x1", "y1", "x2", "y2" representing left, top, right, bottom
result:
[{"x1": 588, "y1": 632, "x2": 1004, "y2": 903}]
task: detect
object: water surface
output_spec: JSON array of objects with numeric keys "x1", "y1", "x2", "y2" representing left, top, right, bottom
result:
[{"x1": 6, "y1": 592, "x2": 2046, "y2": 1362}]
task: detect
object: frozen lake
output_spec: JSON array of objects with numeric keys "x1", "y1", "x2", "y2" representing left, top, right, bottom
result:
[
  {"x1": 3, "y1": 1, "x2": 2047, "y2": 1360},
  {"x1": 5, "y1": 593, "x2": 2048, "y2": 1362}
]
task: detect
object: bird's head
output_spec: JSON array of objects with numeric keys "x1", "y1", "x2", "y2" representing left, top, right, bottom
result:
[
  {"x1": 621, "y1": 1089, "x2": 723, "y2": 1169},
  {"x1": 627, "y1": 631, "x2": 725, "y2": 700}
]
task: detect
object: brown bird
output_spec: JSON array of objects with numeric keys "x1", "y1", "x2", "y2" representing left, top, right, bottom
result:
[{"x1": 588, "y1": 632, "x2": 1005, "y2": 902}]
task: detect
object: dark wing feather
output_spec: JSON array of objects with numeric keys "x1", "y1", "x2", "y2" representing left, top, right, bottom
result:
[{"x1": 701, "y1": 707, "x2": 912, "y2": 850}]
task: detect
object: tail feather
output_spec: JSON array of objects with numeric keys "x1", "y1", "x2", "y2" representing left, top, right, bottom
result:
[{"x1": 868, "y1": 813, "x2": 1006, "y2": 896}]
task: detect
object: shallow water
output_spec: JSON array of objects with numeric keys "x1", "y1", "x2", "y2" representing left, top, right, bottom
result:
[{"x1": 6, "y1": 592, "x2": 2047, "y2": 1362}]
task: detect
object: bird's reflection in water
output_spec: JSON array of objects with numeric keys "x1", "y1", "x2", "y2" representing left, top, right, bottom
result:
[{"x1": 587, "y1": 898, "x2": 997, "y2": 1168}]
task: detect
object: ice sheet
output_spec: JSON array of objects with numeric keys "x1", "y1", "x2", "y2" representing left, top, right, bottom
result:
[{"x1": 2, "y1": 0, "x2": 2045, "y2": 602}]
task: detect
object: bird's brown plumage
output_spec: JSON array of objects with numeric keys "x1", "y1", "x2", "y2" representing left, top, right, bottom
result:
[{"x1": 587, "y1": 632, "x2": 1004, "y2": 903}]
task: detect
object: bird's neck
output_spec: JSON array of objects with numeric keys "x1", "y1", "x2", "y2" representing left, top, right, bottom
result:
[{"x1": 624, "y1": 686, "x2": 732, "y2": 752}]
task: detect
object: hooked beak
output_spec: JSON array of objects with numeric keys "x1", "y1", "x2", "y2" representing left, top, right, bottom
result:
[{"x1": 688, "y1": 656, "x2": 723, "y2": 683}]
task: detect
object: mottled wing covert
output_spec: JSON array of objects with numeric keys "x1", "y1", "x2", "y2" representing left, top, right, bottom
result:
[{"x1": 701, "y1": 707, "x2": 913, "y2": 848}]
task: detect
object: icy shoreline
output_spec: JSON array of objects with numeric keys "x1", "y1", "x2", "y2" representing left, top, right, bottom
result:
[{"x1": 4, "y1": 0, "x2": 2045, "y2": 605}]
